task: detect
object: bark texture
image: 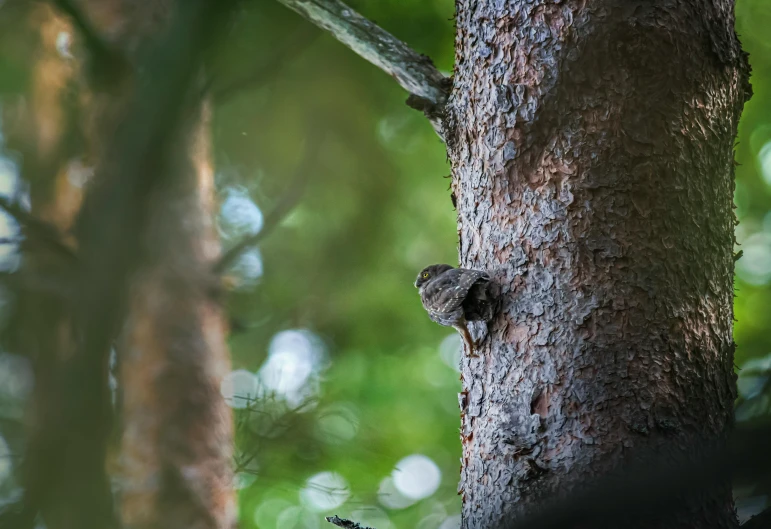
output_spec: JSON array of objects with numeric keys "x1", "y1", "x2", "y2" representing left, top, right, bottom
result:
[{"x1": 447, "y1": 0, "x2": 750, "y2": 527}]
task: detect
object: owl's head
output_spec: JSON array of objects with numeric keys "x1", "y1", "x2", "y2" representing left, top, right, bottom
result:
[{"x1": 414, "y1": 264, "x2": 454, "y2": 288}]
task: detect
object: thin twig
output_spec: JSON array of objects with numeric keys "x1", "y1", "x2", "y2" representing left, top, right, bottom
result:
[
  {"x1": 273, "y1": 0, "x2": 450, "y2": 138},
  {"x1": 213, "y1": 26, "x2": 319, "y2": 104},
  {"x1": 325, "y1": 515, "x2": 375, "y2": 529},
  {"x1": 214, "y1": 132, "x2": 323, "y2": 274},
  {"x1": 0, "y1": 269, "x2": 74, "y2": 300},
  {"x1": 0, "y1": 196, "x2": 77, "y2": 262},
  {"x1": 48, "y1": 0, "x2": 128, "y2": 85}
]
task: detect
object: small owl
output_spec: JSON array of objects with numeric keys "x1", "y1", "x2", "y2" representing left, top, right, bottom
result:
[{"x1": 414, "y1": 264, "x2": 496, "y2": 356}]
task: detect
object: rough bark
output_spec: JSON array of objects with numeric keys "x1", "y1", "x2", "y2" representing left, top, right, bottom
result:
[{"x1": 446, "y1": 1, "x2": 750, "y2": 528}]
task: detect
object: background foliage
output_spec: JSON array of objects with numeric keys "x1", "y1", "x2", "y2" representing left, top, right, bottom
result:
[{"x1": 0, "y1": 1, "x2": 769, "y2": 528}]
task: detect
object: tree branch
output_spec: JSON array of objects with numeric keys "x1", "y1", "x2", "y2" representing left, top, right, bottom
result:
[
  {"x1": 325, "y1": 515, "x2": 375, "y2": 529},
  {"x1": 0, "y1": 196, "x2": 78, "y2": 263},
  {"x1": 49, "y1": 0, "x2": 108, "y2": 57},
  {"x1": 49, "y1": 0, "x2": 128, "y2": 86},
  {"x1": 273, "y1": 0, "x2": 450, "y2": 138},
  {"x1": 742, "y1": 508, "x2": 771, "y2": 529}
]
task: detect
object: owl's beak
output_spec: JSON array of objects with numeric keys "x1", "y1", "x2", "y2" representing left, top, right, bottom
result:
[{"x1": 413, "y1": 279, "x2": 418, "y2": 287}]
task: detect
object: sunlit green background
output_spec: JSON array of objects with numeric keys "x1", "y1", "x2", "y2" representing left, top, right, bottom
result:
[{"x1": 0, "y1": 1, "x2": 770, "y2": 527}]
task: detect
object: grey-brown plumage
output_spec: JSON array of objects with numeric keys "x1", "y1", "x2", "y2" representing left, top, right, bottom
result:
[{"x1": 414, "y1": 264, "x2": 496, "y2": 356}]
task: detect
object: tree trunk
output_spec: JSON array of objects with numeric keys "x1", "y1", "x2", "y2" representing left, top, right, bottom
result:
[
  {"x1": 4, "y1": 2, "x2": 235, "y2": 528},
  {"x1": 6, "y1": 6, "x2": 115, "y2": 529},
  {"x1": 117, "y1": 101, "x2": 236, "y2": 529},
  {"x1": 74, "y1": 2, "x2": 237, "y2": 527},
  {"x1": 447, "y1": 0, "x2": 750, "y2": 527}
]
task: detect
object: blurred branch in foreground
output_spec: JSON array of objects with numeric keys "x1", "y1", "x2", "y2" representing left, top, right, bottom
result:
[
  {"x1": 0, "y1": 196, "x2": 77, "y2": 263},
  {"x1": 273, "y1": 0, "x2": 450, "y2": 139},
  {"x1": 48, "y1": 0, "x2": 127, "y2": 85},
  {"x1": 49, "y1": 0, "x2": 110, "y2": 59}
]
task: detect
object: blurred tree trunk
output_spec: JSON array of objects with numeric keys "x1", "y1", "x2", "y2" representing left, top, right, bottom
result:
[
  {"x1": 6, "y1": 6, "x2": 115, "y2": 529},
  {"x1": 3, "y1": 2, "x2": 235, "y2": 528},
  {"x1": 77, "y1": 2, "x2": 237, "y2": 528},
  {"x1": 447, "y1": 1, "x2": 750, "y2": 528},
  {"x1": 114, "y1": 100, "x2": 236, "y2": 529}
]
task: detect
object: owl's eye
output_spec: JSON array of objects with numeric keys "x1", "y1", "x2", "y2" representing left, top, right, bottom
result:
[{"x1": 423, "y1": 273, "x2": 429, "y2": 278}]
